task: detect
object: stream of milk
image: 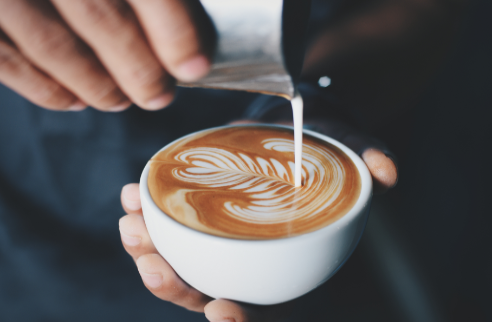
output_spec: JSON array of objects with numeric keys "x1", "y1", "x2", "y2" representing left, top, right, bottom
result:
[{"x1": 291, "y1": 92, "x2": 303, "y2": 188}]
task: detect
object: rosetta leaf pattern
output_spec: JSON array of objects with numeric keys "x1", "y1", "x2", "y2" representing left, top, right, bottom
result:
[{"x1": 172, "y1": 138, "x2": 345, "y2": 224}]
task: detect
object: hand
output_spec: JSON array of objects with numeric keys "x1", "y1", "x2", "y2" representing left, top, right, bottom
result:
[
  {"x1": 0, "y1": 0, "x2": 213, "y2": 112},
  {"x1": 118, "y1": 124, "x2": 398, "y2": 321},
  {"x1": 119, "y1": 183, "x2": 294, "y2": 322}
]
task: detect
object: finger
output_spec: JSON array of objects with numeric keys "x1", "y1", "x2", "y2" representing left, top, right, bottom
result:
[
  {"x1": 327, "y1": 131, "x2": 398, "y2": 194},
  {"x1": 205, "y1": 299, "x2": 292, "y2": 322},
  {"x1": 119, "y1": 214, "x2": 158, "y2": 260},
  {"x1": 127, "y1": 0, "x2": 212, "y2": 82},
  {"x1": 0, "y1": 33, "x2": 85, "y2": 111},
  {"x1": 300, "y1": 119, "x2": 399, "y2": 193},
  {"x1": 121, "y1": 183, "x2": 142, "y2": 215},
  {"x1": 51, "y1": 0, "x2": 174, "y2": 110},
  {"x1": 136, "y1": 254, "x2": 212, "y2": 312},
  {"x1": 362, "y1": 148, "x2": 398, "y2": 194},
  {"x1": 0, "y1": 0, "x2": 130, "y2": 111}
]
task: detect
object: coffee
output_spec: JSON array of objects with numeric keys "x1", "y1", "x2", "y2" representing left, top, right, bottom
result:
[{"x1": 148, "y1": 126, "x2": 361, "y2": 240}]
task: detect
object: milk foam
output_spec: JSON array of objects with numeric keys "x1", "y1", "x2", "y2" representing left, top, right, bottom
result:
[
  {"x1": 148, "y1": 126, "x2": 361, "y2": 239},
  {"x1": 291, "y1": 93, "x2": 303, "y2": 187},
  {"x1": 173, "y1": 138, "x2": 344, "y2": 224}
]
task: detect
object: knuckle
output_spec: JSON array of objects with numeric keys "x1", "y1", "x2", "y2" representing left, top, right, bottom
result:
[
  {"x1": 130, "y1": 240, "x2": 154, "y2": 256},
  {"x1": 30, "y1": 82, "x2": 68, "y2": 106},
  {"x1": 125, "y1": 246, "x2": 144, "y2": 261},
  {"x1": 122, "y1": 243, "x2": 136, "y2": 256},
  {"x1": 0, "y1": 43, "x2": 74, "y2": 109},
  {"x1": 29, "y1": 25, "x2": 78, "y2": 59},
  {"x1": 0, "y1": 43, "x2": 24, "y2": 74},
  {"x1": 84, "y1": 79, "x2": 122, "y2": 106},
  {"x1": 125, "y1": 66, "x2": 167, "y2": 94},
  {"x1": 76, "y1": 0, "x2": 133, "y2": 36}
]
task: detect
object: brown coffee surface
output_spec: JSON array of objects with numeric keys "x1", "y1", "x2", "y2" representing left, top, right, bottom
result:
[{"x1": 148, "y1": 126, "x2": 361, "y2": 239}]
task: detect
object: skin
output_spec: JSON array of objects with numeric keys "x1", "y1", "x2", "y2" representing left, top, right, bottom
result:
[
  {"x1": 116, "y1": 0, "x2": 468, "y2": 318},
  {"x1": 120, "y1": 160, "x2": 396, "y2": 322},
  {"x1": 0, "y1": 0, "x2": 213, "y2": 111},
  {"x1": 0, "y1": 0, "x2": 463, "y2": 320},
  {"x1": 119, "y1": 120, "x2": 398, "y2": 322}
]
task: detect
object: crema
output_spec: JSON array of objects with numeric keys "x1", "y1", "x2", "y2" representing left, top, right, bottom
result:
[{"x1": 148, "y1": 126, "x2": 361, "y2": 239}]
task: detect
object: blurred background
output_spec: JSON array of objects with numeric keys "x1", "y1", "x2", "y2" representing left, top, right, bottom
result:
[
  {"x1": 296, "y1": 0, "x2": 492, "y2": 321},
  {"x1": 0, "y1": 0, "x2": 490, "y2": 321}
]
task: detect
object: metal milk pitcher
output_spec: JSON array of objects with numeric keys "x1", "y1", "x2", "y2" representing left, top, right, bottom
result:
[{"x1": 178, "y1": 0, "x2": 311, "y2": 100}]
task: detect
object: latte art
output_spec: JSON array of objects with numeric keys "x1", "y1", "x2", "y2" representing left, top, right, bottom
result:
[{"x1": 148, "y1": 126, "x2": 361, "y2": 239}]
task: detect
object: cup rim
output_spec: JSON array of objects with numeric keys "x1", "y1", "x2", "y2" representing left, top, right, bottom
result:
[{"x1": 140, "y1": 124, "x2": 372, "y2": 245}]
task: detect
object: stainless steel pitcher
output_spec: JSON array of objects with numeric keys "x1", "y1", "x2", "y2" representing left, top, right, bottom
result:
[{"x1": 178, "y1": 0, "x2": 311, "y2": 100}]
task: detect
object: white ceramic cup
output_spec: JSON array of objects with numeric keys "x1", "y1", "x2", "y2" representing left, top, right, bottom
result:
[{"x1": 140, "y1": 125, "x2": 372, "y2": 305}]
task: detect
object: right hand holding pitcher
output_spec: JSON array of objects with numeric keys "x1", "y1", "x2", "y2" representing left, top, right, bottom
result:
[{"x1": 0, "y1": 0, "x2": 214, "y2": 111}]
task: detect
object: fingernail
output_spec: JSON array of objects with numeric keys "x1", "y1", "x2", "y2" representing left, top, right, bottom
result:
[
  {"x1": 145, "y1": 93, "x2": 174, "y2": 110},
  {"x1": 120, "y1": 232, "x2": 141, "y2": 246},
  {"x1": 140, "y1": 272, "x2": 162, "y2": 289},
  {"x1": 108, "y1": 101, "x2": 132, "y2": 112},
  {"x1": 122, "y1": 185, "x2": 141, "y2": 211},
  {"x1": 176, "y1": 55, "x2": 210, "y2": 82},
  {"x1": 68, "y1": 100, "x2": 87, "y2": 111}
]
